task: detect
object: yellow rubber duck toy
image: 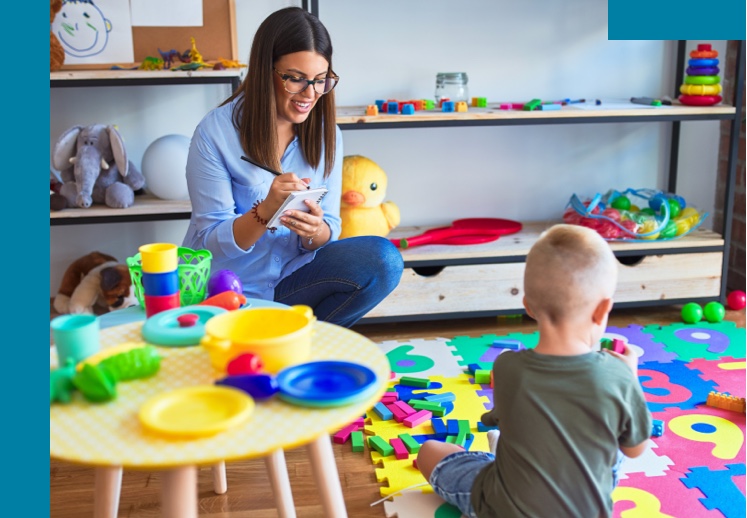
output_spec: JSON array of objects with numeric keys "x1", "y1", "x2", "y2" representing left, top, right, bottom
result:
[{"x1": 340, "y1": 155, "x2": 400, "y2": 239}]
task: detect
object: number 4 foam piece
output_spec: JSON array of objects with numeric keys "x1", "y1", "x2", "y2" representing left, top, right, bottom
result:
[
  {"x1": 404, "y1": 410, "x2": 433, "y2": 428},
  {"x1": 390, "y1": 437, "x2": 410, "y2": 459},
  {"x1": 368, "y1": 435, "x2": 394, "y2": 457},
  {"x1": 399, "y1": 376, "x2": 430, "y2": 388},
  {"x1": 373, "y1": 402, "x2": 394, "y2": 420}
]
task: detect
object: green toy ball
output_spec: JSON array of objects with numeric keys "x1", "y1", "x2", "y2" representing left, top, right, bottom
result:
[
  {"x1": 667, "y1": 198, "x2": 681, "y2": 218},
  {"x1": 681, "y1": 302, "x2": 703, "y2": 324},
  {"x1": 611, "y1": 195, "x2": 631, "y2": 211},
  {"x1": 703, "y1": 301, "x2": 726, "y2": 323}
]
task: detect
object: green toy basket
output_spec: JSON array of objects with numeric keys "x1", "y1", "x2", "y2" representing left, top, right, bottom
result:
[{"x1": 127, "y1": 247, "x2": 212, "y2": 307}]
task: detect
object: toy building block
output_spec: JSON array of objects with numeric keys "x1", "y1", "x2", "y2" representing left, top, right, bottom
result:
[
  {"x1": 375, "y1": 100, "x2": 386, "y2": 110},
  {"x1": 438, "y1": 97, "x2": 450, "y2": 107},
  {"x1": 373, "y1": 402, "x2": 394, "y2": 420},
  {"x1": 431, "y1": 418, "x2": 448, "y2": 439},
  {"x1": 402, "y1": 104, "x2": 415, "y2": 115},
  {"x1": 442, "y1": 101, "x2": 455, "y2": 112},
  {"x1": 490, "y1": 369, "x2": 494, "y2": 389},
  {"x1": 400, "y1": 376, "x2": 430, "y2": 388},
  {"x1": 476, "y1": 97, "x2": 488, "y2": 107},
  {"x1": 387, "y1": 101, "x2": 398, "y2": 114},
  {"x1": 368, "y1": 436, "x2": 394, "y2": 457},
  {"x1": 380, "y1": 102, "x2": 388, "y2": 113},
  {"x1": 390, "y1": 437, "x2": 410, "y2": 460},
  {"x1": 351, "y1": 431, "x2": 365, "y2": 452},
  {"x1": 492, "y1": 340, "x2": 520, "y2": 349},
  {"x1": 387, "y1": 403, "x2": 410, "y2": 423},
  {"x1": 601, "y1": 338, "x2": 626, "y2": 354},
  {"x1": 651, "y1": 419, "x2": 665, "y2": 437},
  {"x1": 383, "y1": 391, "x2": 399, "y2": 399},
  {"x1": 398, "y1": 433, "x2": 421, "y2": 454},
  {"x1": 404, "y1": 410, "x2": 433, "y2": 428},
  {"x1": 393, "y1": 400, "x2": 417, "y2": 416},
  {"x1": 423, "y1": 99, "x2": 436, "y2": 110},
  {"x1": 425, "y1": 392, "x2": 456, "y2": 403},
  {"x1": 333, "y1": 423, "x2": 360, "y2": 444},
  {"x1": 409, "y1": 400, "x2": 446, "y2": 416},
  {"x1": 499, "y1": 103, "x2": 512, "y2": 110},
  {"x1": 366, "y1": 105, "x2": 379, "y2": 116},
  {"x1": 467, "y1": 363, "x2": 481, "y2": 374},
  {"x1": 706, "y1": 391, "x2": 746, "y2": 413},
  {"x1": 523, "y1": 99, "x2": 542, "y2": 111},
  {"x1": 412, "y1": 99, "x2": 424, "y2": 110},
  {"x1": 445, "y1": 435, "x2": 457, "y2": 444},
  {"x1": 455, "y1": 101, "x2": 468, "y2": 112},
  {"x1": 446, "y1": 419, "x2": 460, "y2": 435},
  {"x1": 471, "y1": 97, "x2": 480, "y2": 107},
  {"x1": 475, "y1": 370, "x2": 491, "y2": 384},
  {"x1": 477, "y1": 422, "x2": 499, "y2": 432},
  {"x1": 539, "y1": 103, "x2": 561, "y2": 111}
]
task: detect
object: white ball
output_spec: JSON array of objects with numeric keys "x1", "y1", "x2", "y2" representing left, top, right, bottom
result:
[{"x1": 141, "y1": 134, "x2": 191, "y2": 201}]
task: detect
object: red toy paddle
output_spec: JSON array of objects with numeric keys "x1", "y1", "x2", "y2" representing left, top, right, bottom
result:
[{"x1": 391, "y1": 218, "x2": 522, "y2": 248}]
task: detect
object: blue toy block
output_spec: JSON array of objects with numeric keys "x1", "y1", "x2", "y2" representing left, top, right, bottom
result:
[
  {"x1": 401, "y1": 103, "x2": 415, "y2": 115},
  {"x1": 373, "y1": 402, "x2": 393, "y2": 420},
  {"x1": 467, "y1": 363, "x2": 481, "y2": 374},
  {"x1": 492, "y1": 340, "x2": 520, "y2": 350},
  {"x1": 442, "y1": 101, "x2": 455, "y2": 112},
  {"x1": 431, "y1": 418, "x2": 447, "y2": 439},
  {"x1": 651, "y1": 419, "x2": 664, "y2": 437},
  {"x1": 387, "y1": 101, "x2": 398, "y2": 114},
  {"x1": 477, "y1": 422, "x2": 499, "y2": 432},
  {"x1": 447, "y1": 419, "x2": 459, "y2": 435},
  {"x1": 375, "y1": 100, "x2": 385, "y2": 110},
  {"x1": 425, "y1": 392, "x2": 456, "y2": 403}
]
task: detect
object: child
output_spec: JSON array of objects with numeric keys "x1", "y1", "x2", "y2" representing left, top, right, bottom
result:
[{"x1": 416, "y1": 224, "x2": 652, "y2": 518}]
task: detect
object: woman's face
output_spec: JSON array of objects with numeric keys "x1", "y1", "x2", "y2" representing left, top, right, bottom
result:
[{"x1": 273, "y1": 51, "x2": 330, "y2": 127}]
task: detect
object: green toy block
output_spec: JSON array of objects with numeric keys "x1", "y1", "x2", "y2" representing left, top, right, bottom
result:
[
  {"x1": 398, "y1": 433, "x2": 421, "y2": 454},
  {"x1": 523, "y1": 98, "x2": 542, "y2": 111},
  {"x1": 351, "y1": 431, "x2": 365, "y2": 452},
  {"x1": 474, "y1": 370, "x2": 491, "y2": 384},
  {"x1": 399, "y1": 376, "x2": 430, "y2": 388},
  {"x1": 445, "y1": 435, "x2": 457, "y2": 444},
  {"x1": 368, "y1": 435, "x2": 394, "y2": 457},
  {"x1": 409, "y1": 400, "x2": 446, "y2": 416},
  {"x1": 423, "y1": 99, "x2": 435, "y2": 110},
  {"x1": 477, "y1": 97, "x2": 487, "y2": 107},
  {"x1": 454, "y1": 430, "x2": 467, "y2": 447}
]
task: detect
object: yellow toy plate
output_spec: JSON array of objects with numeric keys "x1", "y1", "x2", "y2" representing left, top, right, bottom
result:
[{"x1": 138, "y1": 385, "x2": 254, "y2": 439}]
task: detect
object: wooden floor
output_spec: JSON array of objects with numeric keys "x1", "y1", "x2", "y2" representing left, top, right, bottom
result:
[{"x1": 50, "y1": 304, "x2": 745, "y2": 517}]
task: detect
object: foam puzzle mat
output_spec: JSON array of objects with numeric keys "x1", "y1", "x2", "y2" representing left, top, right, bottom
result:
[{"x1": 356, "y1": 322, "x2": 746, "y2": 518}]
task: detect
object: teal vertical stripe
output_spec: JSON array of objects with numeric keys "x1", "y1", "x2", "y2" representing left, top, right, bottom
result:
[{"x1": 609, "y1": 0, "x2": 745, "y2": 39}]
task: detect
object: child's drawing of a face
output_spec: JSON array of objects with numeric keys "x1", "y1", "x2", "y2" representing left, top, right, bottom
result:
[{"x1": 53, "y1": 0, "x2": 112, "y2": 58}]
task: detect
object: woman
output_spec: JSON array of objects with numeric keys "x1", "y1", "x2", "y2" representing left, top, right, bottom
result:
[{"x1": 183, "y1": 7, "x2": 403, "y2": 328}]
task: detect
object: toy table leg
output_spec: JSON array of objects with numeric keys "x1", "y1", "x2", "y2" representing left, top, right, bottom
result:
[
  {"x1": 161, "y1": 465, "x2": 197, "y2": 518},
  {"x1": 307, "y1": 434, "x2": 348, "y2": 518},
  {"x1": 264, "y1": 449, "x2": 297, "y2": 518},
  {"x1": 212, "y1": 461, "x2": 227, "y2": 494},
  {"x1": 93, "y1": 466, "x2": 122, "y2": 518}
]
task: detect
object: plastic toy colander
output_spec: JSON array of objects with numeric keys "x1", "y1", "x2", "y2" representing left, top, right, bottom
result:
[{"x1": 127, "y1": 247, "x2": 212, "y2": 307}]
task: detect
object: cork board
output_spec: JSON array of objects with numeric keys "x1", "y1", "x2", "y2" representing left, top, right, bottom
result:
[
  {"x1": 60, "y1": 0, "x2": 237, "y2": 70},
  {"x1": 132, "y1": 0, "x2": 237, "y2": 62}
]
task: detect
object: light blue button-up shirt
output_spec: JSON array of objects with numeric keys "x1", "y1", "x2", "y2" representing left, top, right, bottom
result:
[{"x1": 182, "y1": 96, "x2": 342, "y2": 301}]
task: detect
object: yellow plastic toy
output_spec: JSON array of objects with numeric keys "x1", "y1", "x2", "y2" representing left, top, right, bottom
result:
[{"x1": 340, "y1": 155, "x2": 400, "y2": 239}]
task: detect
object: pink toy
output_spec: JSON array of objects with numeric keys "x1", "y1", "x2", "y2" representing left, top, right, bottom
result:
[
  {"x1": 207, "y1": 269, "x2": 243, "y2": 298},
  {"x1": 177, "y1": 313, "x2": 199, "y2": 327},
  {"x1": 390, "y1": 437, "x2": 409, "y2": 460},
  {"x1": 226, "y1": 353, "x2": 264, "y2": 376},
  {"x1": 611, "y1": 339, "x2": 626, "y2": 354},
  {"x1": 727, "y1": 290, "x2": 746, "y2": 311},
  {"x1": 403, "y1": 410, "x2": 432, "y2": 428}
]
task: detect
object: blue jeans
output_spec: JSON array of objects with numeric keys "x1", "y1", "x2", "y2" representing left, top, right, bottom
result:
[
  {"x1": 430, "y1": 451, "x2": 495, "y2": 518},
  {"x1": 273, "y1": 236, "x2": 404, "y2": 328}
]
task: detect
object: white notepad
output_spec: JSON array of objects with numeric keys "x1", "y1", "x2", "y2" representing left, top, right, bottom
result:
[{"x1": 266, "y1": 187, "x2": 329, "y2": 229}]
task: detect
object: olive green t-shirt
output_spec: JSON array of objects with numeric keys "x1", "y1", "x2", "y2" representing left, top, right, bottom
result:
[{"x1": 472, "y1": 349, "x2": 652, "y2": 518}]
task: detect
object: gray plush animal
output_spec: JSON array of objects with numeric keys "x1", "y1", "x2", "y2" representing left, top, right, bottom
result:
[{"x1": 52, "y1": 124, "x2": 146, "y2": 209}]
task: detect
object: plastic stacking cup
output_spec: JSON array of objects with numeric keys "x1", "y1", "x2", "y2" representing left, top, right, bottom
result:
[
  {"x1": 201, "y1": 305, "x2": 315, "y2": 373},
  {"x1": 51, "y1": 314, "x2": 100, "y2": 366},
  {"x1": 139, "y1": 243, "x2": 178, "y2": 273},
  {"x1": 144, "y1": 292, "x2": 181, "y2": 318},
  {"x1": 142, "y1": 270, "x2": 180, "y2": 296}
]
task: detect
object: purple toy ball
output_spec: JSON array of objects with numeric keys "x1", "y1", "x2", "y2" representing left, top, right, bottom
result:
[{"x1": 207, "y1": 269, "x2": 243, "y2": 298}]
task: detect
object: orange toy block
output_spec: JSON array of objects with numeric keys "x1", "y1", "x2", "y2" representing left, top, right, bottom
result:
[
  {"x1": 455, "y1": 101, "x2": 468, "y2": 112},
  {"x1": 366, "y1": 104, "x2": 379, "y2": 116},
  {"x1": 706, "y1": 391, "x2": 746, "y2": 412}
]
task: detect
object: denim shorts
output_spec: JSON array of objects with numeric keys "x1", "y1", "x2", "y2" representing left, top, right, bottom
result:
[{"x1": 429, "y1": 450, "x2": 495, "y2": 518}]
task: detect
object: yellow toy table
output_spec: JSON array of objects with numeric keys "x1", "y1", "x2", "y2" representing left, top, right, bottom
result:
[{"x1": 50, "y1": 320, "x2": 391, "y2": 518}]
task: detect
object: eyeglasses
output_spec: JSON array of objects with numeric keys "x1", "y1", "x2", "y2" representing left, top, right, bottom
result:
[{"x1": 273, "y1": 68, "x2": 339, "y2": 95}]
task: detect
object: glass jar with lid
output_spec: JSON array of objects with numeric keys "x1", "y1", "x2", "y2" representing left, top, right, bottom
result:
[{"x1": 435, "y1": 72, "x2": 469, "y2": 103}]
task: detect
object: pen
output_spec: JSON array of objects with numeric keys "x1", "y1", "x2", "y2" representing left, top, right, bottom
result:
[{"x1": 240, "y1": 155, "x2": 310, "y2": 189}]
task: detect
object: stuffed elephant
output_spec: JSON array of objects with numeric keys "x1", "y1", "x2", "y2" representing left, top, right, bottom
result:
[{"x1": 52, "y1": 124, "x2": 146, "y2": 209}]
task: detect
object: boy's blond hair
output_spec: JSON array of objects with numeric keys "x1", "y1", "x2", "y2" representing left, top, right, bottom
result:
[{"x1": 524, "y1": 224, "x2": 618, "y2": 323}]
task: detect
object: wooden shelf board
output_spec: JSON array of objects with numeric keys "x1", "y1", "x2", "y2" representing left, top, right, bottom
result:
[
  {"x1": 336, "y1": 102, "x2": 735, "y2": 125},
  {"x1": 50, "y1": 195, "x2": 191, "y2": 221},
  {"x1": 51, "y1": 69, "x2": 244, "y2": 82},
  {"x1": 389, "y1": 221, "x2": 724, "y2": 263}
]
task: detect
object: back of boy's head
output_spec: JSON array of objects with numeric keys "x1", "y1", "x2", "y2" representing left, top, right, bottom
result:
[{"x1": 524, "y1": 224, "x2": 618, "y2": 323}]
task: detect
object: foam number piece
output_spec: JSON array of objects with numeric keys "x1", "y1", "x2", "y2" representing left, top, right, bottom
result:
[
  {"x1": 681, "y1": 464, "x2": 746, "y2": 517},
  {"x1": 386, "y1": 345, "x2": 436, "y2": 374},
  {"x1": 637, "y1": 360, "x2": 717, "y2": 412},
  {"x1": 668, "y1": 414, "x2": 744, "y2": 459},
  {"x1": 612, "y1": 487, "x2": 675, "y2": 517}
]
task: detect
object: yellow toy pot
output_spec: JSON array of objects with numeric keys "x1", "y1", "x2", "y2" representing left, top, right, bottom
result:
[{"x1": 201, "y1": 305, "x2": 315, "y2": 373}]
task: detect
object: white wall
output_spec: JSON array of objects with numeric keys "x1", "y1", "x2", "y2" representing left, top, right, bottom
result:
[{"x1": 49, "y1": 0, "x2": 728, "y2": 294}]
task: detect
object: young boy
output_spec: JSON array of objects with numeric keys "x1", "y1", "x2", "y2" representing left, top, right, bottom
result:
[{"x1": 416, "y1": 224, "x2": 652, "y2": 518}]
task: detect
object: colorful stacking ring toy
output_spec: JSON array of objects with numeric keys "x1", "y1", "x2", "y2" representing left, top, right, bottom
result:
[
  {"x1": 679, "y1": 94, "x2": 722, "y2": 106},
  {"x1": 688, "y1": 58, "x2": 719, "y2": 67},
  {"x1": 680, "y1": 83, "x2": 722, "y2": 96},
  {"x1": 686, "y1": 66, "x2": 719, "y2": 76},
  {"x1": 690, "y1": 49, "x2": 718, "y2": 58},
  {"x1": 684, "y1": 75, "x2": 721, "y2": 85}
]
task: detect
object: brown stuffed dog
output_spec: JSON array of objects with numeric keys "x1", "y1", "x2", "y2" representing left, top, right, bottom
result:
[
  {"x1": 54, "y1": 252, "x2": 138, "y2": 315},
  {"x1": 50, "y1": 0, "x2": 65, "y2": 71}
]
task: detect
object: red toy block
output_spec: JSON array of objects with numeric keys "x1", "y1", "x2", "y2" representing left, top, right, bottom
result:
[
  {"x1": 403, "y1": 410, "x2": 433, "y2": 428},
  {"x1": 392, "y1": 400, "x2": 417, "y2": 416},
  {"x1": 390, "y1": 437, "x2": 410, "y2": 460},
  {"x1": 412, "y1": 99, "x2": 424, "y2": 111},
  {"x1": 387, "y1": 402, "x2": 409, "y2": 422},
  {"x1": 439, "y1": 97, "x2": 450, "y2": 107},
  {"x1": 333, "y1": 423, "x2": 359, "y2": 444},
  {"x1": 490, "y1": 369, "x2": 494, "y2": 388}
]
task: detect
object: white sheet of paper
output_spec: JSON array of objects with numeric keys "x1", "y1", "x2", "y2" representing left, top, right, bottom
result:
[
  {"x1": 52, "y1": 0, "x2": 134, "y2": 65},
  {"x1": 130, "y1": 0, "x2": 203, "y2": 27}
]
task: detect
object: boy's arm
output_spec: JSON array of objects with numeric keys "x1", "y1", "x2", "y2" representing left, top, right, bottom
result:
[{"x1": 620, "y1": 440, "x2": 648, "y2": 458}]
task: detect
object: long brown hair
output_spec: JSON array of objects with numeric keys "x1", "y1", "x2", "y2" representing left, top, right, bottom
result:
[{"x1": 223, "y1": 7, "x2": 337, "y2": 177}]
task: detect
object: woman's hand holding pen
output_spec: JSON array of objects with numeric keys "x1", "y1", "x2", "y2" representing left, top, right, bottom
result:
[{"x1": 263, "y1": 172, "x2": 312, "y2": 215}]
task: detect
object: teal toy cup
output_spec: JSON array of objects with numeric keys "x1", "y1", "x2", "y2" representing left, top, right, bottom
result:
[{"x1": 51, "y1": 314, "x2": 100, "y2": 366}]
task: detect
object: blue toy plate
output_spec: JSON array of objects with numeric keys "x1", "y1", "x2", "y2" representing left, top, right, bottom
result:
[{"x1": 276, "y1": 361, "x2": 378, "y2": 406}]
